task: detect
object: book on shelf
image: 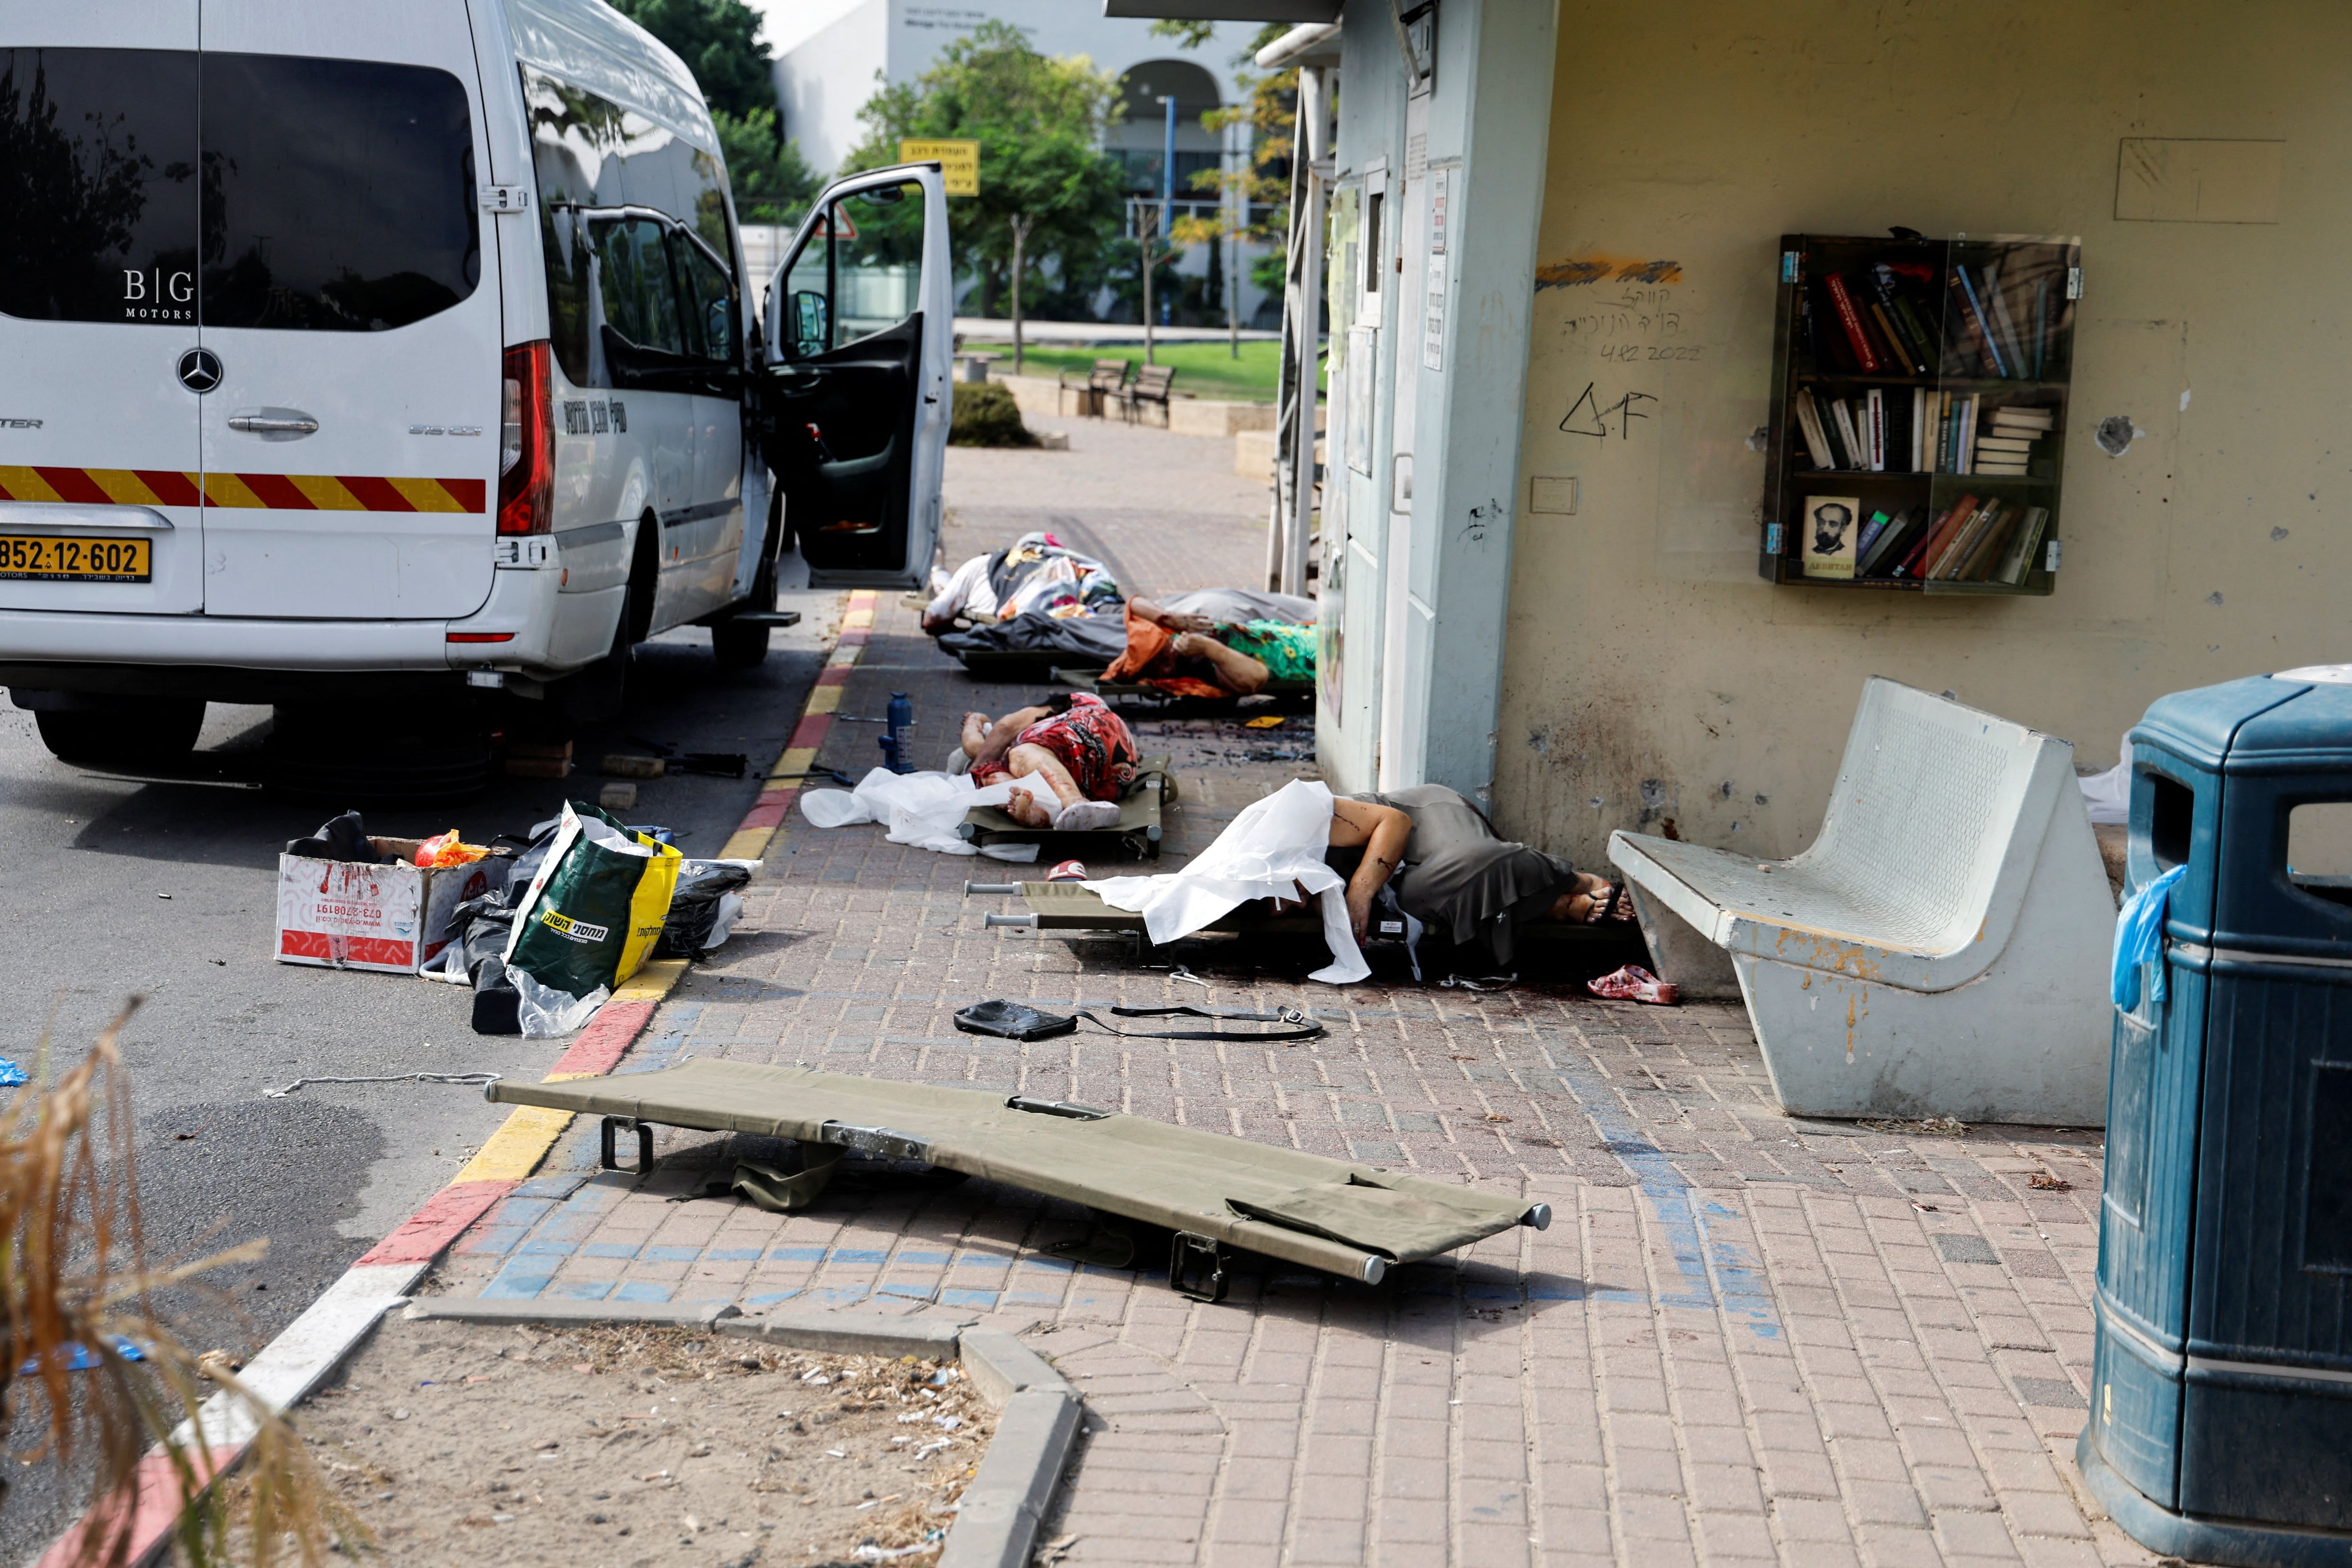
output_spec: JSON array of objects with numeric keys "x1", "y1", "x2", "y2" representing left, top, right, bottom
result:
[
  {"x1": 1865, "y1": 388, "x2": 1887, "y2": 471},
  {"x1": 1973, "y1": 464, "x2": 2032, "y2": 477},
  {"x1": 1950, "y1": 268, "x2": 2009, "y2": 377},
  {"x1": 1800, "y1": 495, "x2": 1862, "y2": 579},
  {"x1": 1822, "y1": 274, "x2": 1881, "y2": 373},
  {"x1": 1873, "y1": 263, "x2": 1940, "y2": 372},
  {"x1": 1991, "y1": 405, "x2": 2055, "y2": 431},
  {"x1": 1830, "y1": 398, "x2": 1865, "y2": 471},
  {"x1": 1859, "y1": 505, "x2": 1929, "y2": 577},
  {"x1": 1897, "y1": 494, "x2": 1980, "y2": 578},
  {"x1": 1868, "y1": 300, "x2": 1927, "y2": 375},
  {"x1": 1982, "y1": 263, "x2": 2029, "y2": 378},
  {"x1": 2031, "y1": 280, "x2": 2049, "y2": 379},
  {"x1": 1976, "y1": 433, "x2": 2039, "y2": 453},
  {"x1": 1931, "y1": 500, "x2": 2006, "y2": 579},
  {"x1": 1910, "y1": 388, "x2": 1928, "y2": 472},
  {"x1": 1953, "y1": 503, "x2": 2020, "y2": 580},
  {"x1": 1994, "y1": 505, "x2": 2052, "y2": 585},
  {"x1": 1793, "y1": 389, "x2": 1836, "y2": 468},
  {"x1": 1855, "y1": 508, "x2": 1893, "y2": 562}
]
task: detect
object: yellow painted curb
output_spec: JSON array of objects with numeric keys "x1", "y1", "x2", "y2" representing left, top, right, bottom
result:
[
  {"x1": 719, "y1": 825, "x2": 776, "y2": 861},
  {"x1": 454, "y1": 1104, "x2": 577, "y2": 1183}
]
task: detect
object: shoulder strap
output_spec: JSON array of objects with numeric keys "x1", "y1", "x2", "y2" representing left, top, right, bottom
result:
[{"x1": 1076, "y1": 1004, "x2": 1324, "y2": 1043}]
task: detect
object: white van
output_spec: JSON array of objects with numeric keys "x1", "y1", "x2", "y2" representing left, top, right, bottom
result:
[{"x1": 0, "y1": 0, "x2": 950, "y2": 774}]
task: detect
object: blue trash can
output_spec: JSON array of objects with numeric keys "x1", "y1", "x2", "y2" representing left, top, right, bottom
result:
[{"x1": 2081, "y1": 669, "x2": 2352, "y2": 1565}]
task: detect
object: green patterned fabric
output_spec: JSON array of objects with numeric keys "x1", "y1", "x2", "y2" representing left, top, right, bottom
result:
[{"x1": 1222, "y1": 619, "x2": 1316, "y2": 682}]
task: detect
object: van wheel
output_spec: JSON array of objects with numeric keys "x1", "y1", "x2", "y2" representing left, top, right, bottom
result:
[
  {"x1": 266, "y1": 707, "x2": 489, "y2": 804},
  {"x1": 35, "y1": 699, "x2": 205, "y2": 766},
  {"x1": 554, "y1": 570, "x2": 642, "y2": 725},
  {"x1": 712, "y1": 552, "x2": 777, "y2": 670}
]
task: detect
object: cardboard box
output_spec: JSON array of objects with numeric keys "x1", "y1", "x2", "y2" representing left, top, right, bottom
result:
[{"x1": 275, "y1": 836, "x2": 500, "y2": 974}]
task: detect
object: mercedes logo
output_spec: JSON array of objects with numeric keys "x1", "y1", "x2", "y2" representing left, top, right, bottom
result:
[{"x1": 176, "y1": 347, "x2": 222, "y2": 394}]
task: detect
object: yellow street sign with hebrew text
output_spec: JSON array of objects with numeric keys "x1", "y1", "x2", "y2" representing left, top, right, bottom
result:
[{"x1": 900, "y1": 138, "x2": 979, "y2": 196}]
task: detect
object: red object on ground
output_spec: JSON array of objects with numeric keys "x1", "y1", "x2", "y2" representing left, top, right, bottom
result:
[
  {"x1": 1045, "y1": 859, "x2": 1089, "y2": 882},
  {"x1": 1586, "y1": 964, "x2": 1681, "y2": 1006}
]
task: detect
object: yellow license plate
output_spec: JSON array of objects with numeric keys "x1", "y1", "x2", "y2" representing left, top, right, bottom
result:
[{"x1": 0, "y1": 535, "x2": 151, "y2": 582}]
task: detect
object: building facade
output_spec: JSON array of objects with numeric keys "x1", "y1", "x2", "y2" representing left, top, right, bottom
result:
[{"x1": 1201, "y1": 0, "x2": 2352, "y2": 876}]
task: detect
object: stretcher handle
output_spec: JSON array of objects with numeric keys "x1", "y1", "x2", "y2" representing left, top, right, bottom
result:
[
  {"x1": 985, "y1": 912, "x2": 1040, "y2": 928},
  {"x1": 964, "y1": 882, "x2": 1021, "y2": 896}
]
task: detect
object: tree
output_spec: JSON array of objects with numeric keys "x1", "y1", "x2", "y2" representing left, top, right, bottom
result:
[
  {"x1": 714, "y1": 106, "x2": 818, "y2": 225},
  {"x1": 845, "y1": 20, "x2": 1128, "y2": 362},
  {"x1": 609, "y1": 0, "x2": 775, "y2": 121},
  {"x1": 612, "y1": 0, "x2": 819, "y2": 229}
]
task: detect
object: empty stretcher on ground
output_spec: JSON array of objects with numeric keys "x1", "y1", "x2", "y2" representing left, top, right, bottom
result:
[
  {"x1": 486, "y1": 1059, "x2": 1547, "y2": 1298},
  {"x1": 967, "y1": 879, "x2": 1645, "y2": 956},
  {"x1": 959, "y1": 754, "x2": 1176, "y2": 859}
]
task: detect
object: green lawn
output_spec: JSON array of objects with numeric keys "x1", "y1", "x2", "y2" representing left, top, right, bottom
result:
[{"x1": 962, "y1": 339, "x2": 1289, "y2": 404}]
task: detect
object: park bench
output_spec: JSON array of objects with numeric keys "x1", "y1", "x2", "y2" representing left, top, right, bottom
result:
[
  {"x1": 1115, "y1": 364, "x2": 1177, "y2": 425},
  {"x1": 1060, "y1": 358, "x2": 1131, "y2": 418},
  {"x1": 1607, "y1": 677, "x2": 2114, "y2": 1126}
]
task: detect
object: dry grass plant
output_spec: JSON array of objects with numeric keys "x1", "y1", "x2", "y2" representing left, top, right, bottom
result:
[{"x1": 0, "y1": 1001, "x2": 350, "y2": 1567}]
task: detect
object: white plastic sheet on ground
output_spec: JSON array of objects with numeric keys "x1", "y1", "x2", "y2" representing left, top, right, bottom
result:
[
  {"x1": 798, "y1": 767, "x2": 1041, "y2": 860},
  {"x1": 1084, "y1": 777, "x2": 1368, "y2": 984}
]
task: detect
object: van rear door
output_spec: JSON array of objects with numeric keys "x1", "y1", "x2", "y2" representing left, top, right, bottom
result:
[
  {"x1": 759, "y1": 165, "x2": 951, "y2": 589},
  {"x1": 195, "y1": 3, "x2": 501, "y2": 620},
  {"x1": 0, "y1": 5, "x2": 205, "y2": 615}
]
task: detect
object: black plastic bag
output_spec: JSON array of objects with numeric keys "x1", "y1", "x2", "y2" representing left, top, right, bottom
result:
[
  {"x1": 655, "y1": 859, "x2": 756, "y2": 960},
  {"x1": 284, "y1": 810, "x2": 392, "y2": 863},
  {"x1": 953, "y1": 999, "x2": 1078, "y2": 1041}
]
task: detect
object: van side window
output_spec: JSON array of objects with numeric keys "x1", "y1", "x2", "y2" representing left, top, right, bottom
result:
[
  {"x1": 525, "y1": 66, "x2": 728, "y2": 387},
  {"x1": 675, "y1": 233, "x2": 737, "y2": 365},
  {"x1": 776, "y1": 180, "x2": 923, "y2": 361},
  {"x1": 595, "y1": 218, "x2": 685, "y2": 357},
  {"x1": 1, "y1": 48, "x2": 473, "y2": 332},
  {"x1": 199, "y1": 53, "x2": 477, "y2": 331},
  {"x1": 0, "y1": 48, "x2": 199, "y2": 325}
]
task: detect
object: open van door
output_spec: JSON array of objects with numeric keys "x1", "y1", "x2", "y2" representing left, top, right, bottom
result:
[{"x1": 758, "y1": 165, "x2": 951, "y2": 589}]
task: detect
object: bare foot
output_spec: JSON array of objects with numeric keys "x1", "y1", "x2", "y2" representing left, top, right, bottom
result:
[
  {"x1": 1004, "y1": 785, "x2": 1054, "y2": 828},
  {"x1": 1550, "y1": 873, "x2": 1634, "y2": 924}
]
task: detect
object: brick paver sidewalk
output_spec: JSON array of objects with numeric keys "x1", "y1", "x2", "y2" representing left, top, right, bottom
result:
[{"x1": 432, "y1": 429, "x2": 2155, "y2": 1568}]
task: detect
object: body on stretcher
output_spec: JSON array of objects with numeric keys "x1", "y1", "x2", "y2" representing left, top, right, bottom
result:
[
  {"x1": 958, "y1": 753, "x2": 1176, "y2": 860},
  {"x1": 965, "y1": 879, "x2": 1645, "y2": 967}
]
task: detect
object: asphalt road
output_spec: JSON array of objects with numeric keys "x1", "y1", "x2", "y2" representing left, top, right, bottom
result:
[{"x1": 0, "y1": 591, "x2": 833, "y2": 1561}]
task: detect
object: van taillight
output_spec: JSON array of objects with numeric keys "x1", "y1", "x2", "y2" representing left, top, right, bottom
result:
[{"x1": 497, "y1": 340, "x2": 553, "y2": 535}]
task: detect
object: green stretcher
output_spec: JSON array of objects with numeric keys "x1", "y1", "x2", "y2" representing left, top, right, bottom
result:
[
  {"x1": 949, "y1": 647, "x2": 1074, "y2": 682},
  {"x1": 966, "y1": 880, "x2": 1646, "y2": 959},
  {"x1": 958, "y1": 754, "x2": 1176, "y2": 860},
  {"x1": 1054, "y1": 668, "x2": 1316, "y2": 705},
  {"x1": 486, "y1": 1059, "x2": 1548, "y2": 1299}
]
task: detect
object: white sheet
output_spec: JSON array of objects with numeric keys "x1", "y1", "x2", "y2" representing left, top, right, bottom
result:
[
  {"x1": 1084, "y1": 777, "x2": 1369, "y2": 984},
  {"x1": 798, "y1": 768, "x2": 1041, "y2": 860}
]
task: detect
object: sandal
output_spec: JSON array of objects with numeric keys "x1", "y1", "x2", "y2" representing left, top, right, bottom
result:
[
  {"x1": 1587, "y1": 964, "x2": 1679, "y2": 1005},
  {"x1": 1582, "y1": 881, "x2": 1626, "y2": 925}
]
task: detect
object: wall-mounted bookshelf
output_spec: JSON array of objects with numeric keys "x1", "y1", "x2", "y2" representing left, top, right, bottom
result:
[{"x1": 1759, "y1": 232, "x2": 2080, "y2": 595}]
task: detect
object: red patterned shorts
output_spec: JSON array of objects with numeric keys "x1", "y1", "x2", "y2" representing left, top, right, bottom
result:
[{"x1": 972, "y1": 692, "x2": 1137, "y2": 802}]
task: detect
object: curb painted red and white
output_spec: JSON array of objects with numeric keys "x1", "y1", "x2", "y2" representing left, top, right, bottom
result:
[{"x1": 38, "y1": 590, "x2": 877, "y2": 1567}]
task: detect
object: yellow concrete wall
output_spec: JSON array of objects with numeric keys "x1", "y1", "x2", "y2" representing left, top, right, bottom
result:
[{"x1": 1497, "y1": 0, "x2": 2352, "y2": 865}]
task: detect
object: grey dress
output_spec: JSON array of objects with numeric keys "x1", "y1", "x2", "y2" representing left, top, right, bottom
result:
[{"x1": 1338, "y1": 784, "x2": 1580, "y2": 965}]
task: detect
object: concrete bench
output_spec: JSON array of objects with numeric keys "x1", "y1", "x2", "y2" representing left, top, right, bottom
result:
[{"x1": 1607, "y1": 677, "x2": 2113, "y2": 1126}]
